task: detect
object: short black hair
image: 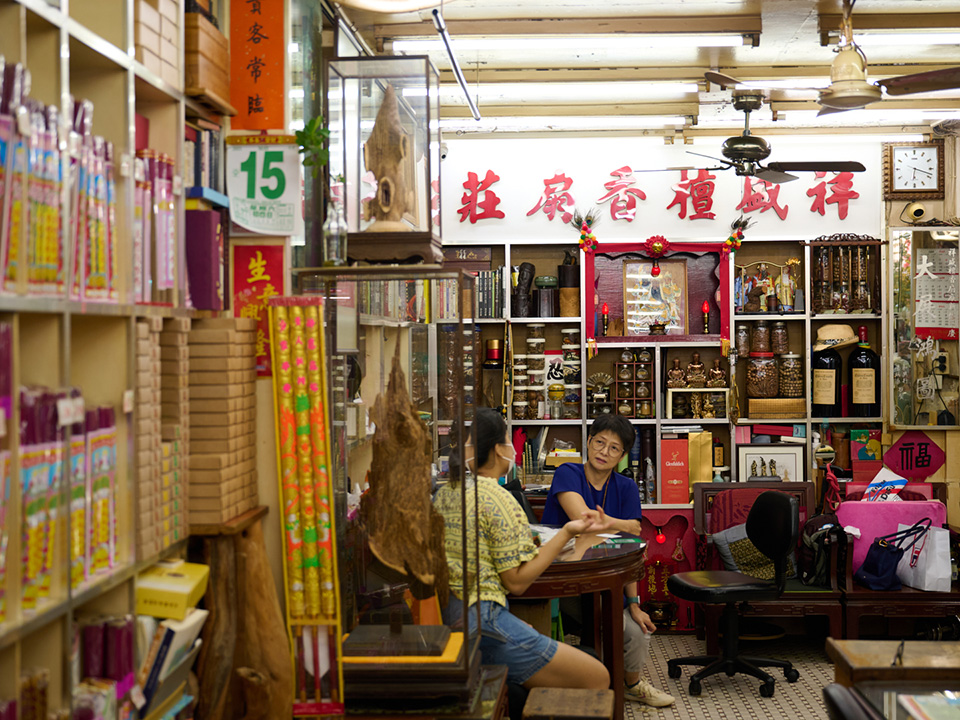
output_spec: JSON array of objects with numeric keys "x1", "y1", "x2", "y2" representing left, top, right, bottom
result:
[
  {"x1": 472, "y1": 407, "x2": 507, "y2": 469},
  {"x1": 588, "y1": 414, "x2": 635, "y2": 455}
]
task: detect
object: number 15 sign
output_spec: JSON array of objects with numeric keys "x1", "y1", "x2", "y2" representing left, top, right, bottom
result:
[{"x1": 226, "y1": 135, "x2": 303, "y2": 236}]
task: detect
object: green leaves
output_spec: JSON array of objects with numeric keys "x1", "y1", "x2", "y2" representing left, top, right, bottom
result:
[{"x1": 296, "y1": 115, "x2": 331, "y2": 177}]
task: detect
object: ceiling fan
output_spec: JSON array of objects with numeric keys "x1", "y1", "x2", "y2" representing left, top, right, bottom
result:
[
  {"x1": 676, "y1": 92, "x2": 865, "y2": 184},
  {"x1": 707, "y1": 0, "x2": 960, "y2": 115}
]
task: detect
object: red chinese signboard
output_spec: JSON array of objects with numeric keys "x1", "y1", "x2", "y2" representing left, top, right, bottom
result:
[
  {"x1": 230, "y1": 0, "x2": 285, "y2": 130},
  {"x1": 233, "y1": 243, "x2": 284, "y2": 376},
  {"x1": 883, "y1": 430, "x2": 945, "y2": 480}
]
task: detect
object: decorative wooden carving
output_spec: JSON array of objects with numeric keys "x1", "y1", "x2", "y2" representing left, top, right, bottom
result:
[
  {"x1": 363, "y1": 84, "x2": 414, "y2": 232},
  {"x1": 361, "y1": 344, "x2": 449, "y2": 604}
]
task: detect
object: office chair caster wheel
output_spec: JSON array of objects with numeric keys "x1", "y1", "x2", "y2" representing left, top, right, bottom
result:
[
  {"x1": 784, "y1": 668, "x2": 799, "y2": 683},
  {"x1": 688, "y1": 679, "x2": 701, "y2": 696},
  {"x1": 759, "y1": 682, "x2": 775, "y2": 698},
  {"x1": 667, "y1": 662, "x2": 681, "y2": 679}
]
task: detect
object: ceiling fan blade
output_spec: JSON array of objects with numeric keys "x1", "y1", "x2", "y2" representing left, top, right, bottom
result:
[
  {"x1": 754, "y1": 168, "x2": 798, "y2": 184},
  {"x1": 686, "y1": 150, "x2": 733, "y2": 167},
  {"x1": 817, "y1": 104, "x2": 853, "y2": 116},
  {"x1": 704, "y1": 71, "x2": 744, "y2": 89},
  {"x1": 767, "y1": 161, "x2": 866, "y2": 173},
  {"x1": 879, "y1": 66, "x2": 960, "y2": 96}
]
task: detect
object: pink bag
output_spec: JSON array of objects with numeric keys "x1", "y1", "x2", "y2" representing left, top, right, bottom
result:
[{"x1": 836, "y1": 500, "x2": 947, "y2": 574}]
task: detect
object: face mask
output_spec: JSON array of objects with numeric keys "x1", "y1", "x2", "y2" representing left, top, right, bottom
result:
[{"x1": 497, "y1": 451, "x2": 516, "y2": 477}]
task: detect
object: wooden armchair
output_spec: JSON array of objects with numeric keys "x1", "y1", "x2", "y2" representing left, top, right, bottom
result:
[{"x1": 693, "y1": 482, "x2": 844, "y2": 654}]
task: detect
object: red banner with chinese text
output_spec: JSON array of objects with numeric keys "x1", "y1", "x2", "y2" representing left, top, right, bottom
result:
[
  {"x1": 233, "y1": 244, "x2": 284, "y2": 376},
  {"x1": 230, "y1": 0, "x2": 285, "y2": 130}
]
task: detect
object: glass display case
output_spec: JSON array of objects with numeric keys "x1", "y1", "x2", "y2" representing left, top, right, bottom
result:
[
  {"x1": 298, "y1": 267, "x2": 481, "y2": 710},
  {"x1": 890, "y1": 228, "x2": 960, "y2": 428},
  {"x1": 327, "y1": 56, "x2": 442, "y2": 263}
]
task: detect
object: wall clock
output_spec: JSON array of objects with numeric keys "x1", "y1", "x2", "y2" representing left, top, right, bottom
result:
[{"x1": 882, "y1": 140, "x2": 944, "y2": 200}]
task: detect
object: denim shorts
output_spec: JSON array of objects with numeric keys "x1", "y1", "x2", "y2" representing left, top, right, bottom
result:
[{"x1": 444, "y1": 598, "x2": 558, "y2": 684}]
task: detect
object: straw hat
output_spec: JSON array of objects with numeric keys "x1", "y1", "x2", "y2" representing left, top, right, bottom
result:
[{"x1": 812, "y1": 324, "x2": 858, "y2": 352}]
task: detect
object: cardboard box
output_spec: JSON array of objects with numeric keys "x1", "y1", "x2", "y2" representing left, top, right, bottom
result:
[
  {"x1": 135, "y1": 22, "x2": 161, "y2": 56},
  {"x1": 191, "y1": 422, "x2": 254, "y2": 440},
  {"x1": 850, "y1": 428, "x2": 883, "y2": 477},
  {"x1": 189, "y1": 344, "x2": 256, "y2": 358},
  {"x1": 190, "y1": 356, "x2": 256, "y2": 372},
  {"x1": 660, "y1": 438, "x2": 690, "y2": 504},
  {"x1": 190, "y1": 396, "x2": 255, "y2": 413},
  {"x1": 189, "y1": 453, "x2": 230, "y2": 470},
  {"x1": 161, "y1": 387, "x2": 190, "y2": 404},
  {"x1": 164, "y1": 317, "x2": 192, "y2": 333},
  {"x1": 189, "y1": 369, "x2": 255, "y2": 386},
  {"x1": 191, "y1": 436, "x2": 254, "y2": 454},
  {"x1": 159, "y1": 331, "x2": 188, "y2": 346},
  {"x1": 185, "y1": 210, "x2": 224, "y2": 311},
  {"x1": 136, "y1": 560, "x2": 210, "y2": 620},
  {"x1": 136, "y1": 322, "x2": 151, "y2": 338},
  {"x1": 161, "y1": 60, "x2": 180, "y2": 89},
  {"x1": 190, "y1": 409, "x2": 254, "y2": 427},
  {"x1": 688, "y1": 431, "x2": 713, "y2": 489},
  {"x1": 160, "y1": 346, "x2": 190, "y2": 361},
  {"x1": 136, "y1": 0, "x2": 161, "y2": 27},
  {"x1": 161, "y1": 360, "x2": 190, "y2": 376},
  {"x1": 191, "y1": 317, "x2": 257, "y2": 331},
  {"x1": 190, "y1": 382, "x2": 255, "y2": 399}
]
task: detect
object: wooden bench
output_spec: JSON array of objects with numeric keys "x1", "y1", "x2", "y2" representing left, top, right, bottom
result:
[
  {"x1": 521, "y1": 688, "x2": 615, "y2": 720},
  {"x1": 693, "y1": 482, "x2": 844, "y2": 654}
]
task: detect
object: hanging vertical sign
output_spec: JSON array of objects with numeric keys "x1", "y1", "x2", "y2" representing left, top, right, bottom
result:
[
  {"x1": 232, "y1": 240, "x2": 287, "y2": 376},
  {"x1": 230, "y1": 0, "x2": 285, "y2": 130}
]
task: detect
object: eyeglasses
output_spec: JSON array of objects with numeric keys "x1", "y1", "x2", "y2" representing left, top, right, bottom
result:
[{"x1": 589, "y1": 437, "x2": 623, "y2": 457}]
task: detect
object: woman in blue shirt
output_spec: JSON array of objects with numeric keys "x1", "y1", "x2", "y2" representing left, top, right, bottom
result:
[{"x1": 541, "y1": 414, "x2": 674, "y2": 708}]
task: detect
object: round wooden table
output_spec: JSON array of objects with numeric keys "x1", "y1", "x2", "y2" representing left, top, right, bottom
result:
[{"x1": 514, "y1": 534, "x2": 646, "y2": 720}]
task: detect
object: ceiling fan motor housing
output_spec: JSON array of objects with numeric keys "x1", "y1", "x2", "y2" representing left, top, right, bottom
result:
[
  {"x1": 819, "y1": 45, "x2": 883, "y2": 109},
  {"x1": 722, "y1": 134, "x2": 771, "y2": 162}
]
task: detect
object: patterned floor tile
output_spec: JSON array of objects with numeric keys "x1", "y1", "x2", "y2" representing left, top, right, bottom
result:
[{"x1": 623, "y1": 634, "x2": 834, "y2": 720}]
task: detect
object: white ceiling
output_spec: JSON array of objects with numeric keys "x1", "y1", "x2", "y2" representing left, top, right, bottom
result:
[{"x1": 335, "y1": 0, "x2": 960, "y2": 136}]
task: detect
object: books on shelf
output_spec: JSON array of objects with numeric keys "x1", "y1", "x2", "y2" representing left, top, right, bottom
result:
[
  {"x1": 184, "y1": 119, "x2": 223, "y2": 192},
  {"x1": 139, "y1": 608, "x2": 208, "y2": 710}
]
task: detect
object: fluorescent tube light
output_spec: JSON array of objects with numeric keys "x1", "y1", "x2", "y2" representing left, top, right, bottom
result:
[
  {"x1": 393, "y1": 33, "x2": 747, "y2": 54},
  {"x1": 440, "y1": 115, "x2": 687, "y2": 133},
  {"x1": 438, "y1": 81, "x2": 697, "y2": 106},
  {"x1": 854, "y1": 32, "x2": 960, "y2": 47}
]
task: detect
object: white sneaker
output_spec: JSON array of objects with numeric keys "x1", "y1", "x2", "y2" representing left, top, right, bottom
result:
[{"x1": 624, "y1": 679, "x2": 675, "y2": 708}]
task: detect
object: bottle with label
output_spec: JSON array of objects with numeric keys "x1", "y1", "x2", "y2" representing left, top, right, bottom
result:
[
  {"x1": 713, "y1": 437, "x2": 724, "y2": 467},
  {"x1": 849, "y1": 325, "x2": 880, "y2": 417},
  {"x1": 812, "y1": 345, "x2": 842, "y2": 418}
]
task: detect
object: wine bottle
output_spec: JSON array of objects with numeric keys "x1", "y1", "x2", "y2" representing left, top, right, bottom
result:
[
  {"x1": 849, "y1": 325, "x2": 881, "y2": 417},
  {"x1": 812, "y1": 346, "x2": 842, "y2": 418}
]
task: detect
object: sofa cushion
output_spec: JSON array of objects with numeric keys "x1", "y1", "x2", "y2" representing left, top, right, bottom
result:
[{"x1": 712, "y1": 523, "x2": 796, "y2": 581}]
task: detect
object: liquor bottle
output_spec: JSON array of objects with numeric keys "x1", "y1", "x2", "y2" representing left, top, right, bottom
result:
[
  {"x1": 322, "y1": 200, "x2": 347, "y2": 266},
  {"x1": 712, "y1": 437, "x2": 724, "y2": 467},
  {"x1": 849, "y1": 325, "x2": 881, "y2": 417},
  {"x1": 812, "y1": 346, "x2": 842, "y2": 418}
]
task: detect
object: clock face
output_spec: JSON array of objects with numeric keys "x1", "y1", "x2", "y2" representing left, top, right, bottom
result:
[{"x1": 892, "y1": 146, "x2": 939, "y2": 191}]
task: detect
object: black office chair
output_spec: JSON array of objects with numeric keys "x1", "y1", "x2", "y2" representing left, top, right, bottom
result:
[{"x1": 666, "y1": 490, "x2": 801, "y2": 697}]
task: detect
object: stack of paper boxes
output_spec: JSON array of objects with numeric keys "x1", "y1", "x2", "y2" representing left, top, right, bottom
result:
[
  {"x1": 135, "y1": 318, "x2": 163, "y2": 558},
  {"x1": 159, "y1": 318, "x2": 191, "y2": 549},
  {"x1": 188, "y1": 318, "x2": 258, "y2": 527},
  {"x1": 135, "y1": 0, "x2": 181, "y2": 89}
]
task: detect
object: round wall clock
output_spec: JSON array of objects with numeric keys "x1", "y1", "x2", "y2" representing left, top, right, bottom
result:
[{"x1": 882, "y1": 140, "x2": 944, "y2": 200}]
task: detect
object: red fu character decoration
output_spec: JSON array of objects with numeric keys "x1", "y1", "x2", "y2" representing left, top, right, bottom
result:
[{"x1": 641, "y1": 235, "x2": 670, "y2": 277}]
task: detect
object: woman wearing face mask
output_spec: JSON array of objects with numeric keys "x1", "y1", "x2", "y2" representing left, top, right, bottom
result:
[{"x1": 433, "y1": 408, "x2": 609, "y2": 691}]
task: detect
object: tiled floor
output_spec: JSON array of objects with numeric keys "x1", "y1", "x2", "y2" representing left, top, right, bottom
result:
[{"x1": 623, "y1": 633, "x2": 835, "y2": 720}]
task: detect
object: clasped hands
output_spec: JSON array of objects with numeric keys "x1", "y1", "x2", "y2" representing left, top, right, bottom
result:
[{"x1": 561, "y1": 505, "x2": 617, "y2": 537}]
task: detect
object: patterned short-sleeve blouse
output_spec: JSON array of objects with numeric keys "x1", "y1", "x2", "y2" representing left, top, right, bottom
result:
[{"x1": 434, "y1": 475, "x2": 539, "y2": 606}]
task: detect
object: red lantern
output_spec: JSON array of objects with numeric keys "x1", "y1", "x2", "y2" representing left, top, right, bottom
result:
[{"x1": 651, "y1": 259, "x2": 661, "y2": 278}]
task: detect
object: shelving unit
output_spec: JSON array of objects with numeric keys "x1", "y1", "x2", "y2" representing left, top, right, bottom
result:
[
  {"x1": 0, "y1": 0, "x2": 202, "y2": 711},
  {"x1": 730, "y1": 236, "x2": 887, "y2": 481}
]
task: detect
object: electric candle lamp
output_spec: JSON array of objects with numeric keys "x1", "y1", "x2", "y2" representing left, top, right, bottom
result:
[
  {"x1": 702, "y1": 300, "x2": 710, "y2": 334},
  {"x1": 655, "y1": 527, "x2": 666, "y2": 544},
  {"x1": 601, "y1": 302, "x2": 609, "y2": 336}
]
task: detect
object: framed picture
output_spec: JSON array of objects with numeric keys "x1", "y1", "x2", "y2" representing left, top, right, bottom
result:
[
  {"x1": 622, "y1": 259, "x2": 687, "y2": 335},
  {"x1": 737, "y1": 444, "x2": 804, "y2": 482}
]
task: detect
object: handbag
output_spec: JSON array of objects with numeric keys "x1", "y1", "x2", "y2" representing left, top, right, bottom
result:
[
  {"x1": 837, "y1": 500, "x2": 946, "y2": 573},
  {"x1": 853, "y1": 518, "x2": 931, "y2": 591},
  {"x1": 896, "y1": 521, "x2": 952, "y2": 592}
]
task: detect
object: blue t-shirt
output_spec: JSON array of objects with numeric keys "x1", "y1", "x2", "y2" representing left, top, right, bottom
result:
[{"x1": 541, "y1": 462, "x2": 642, "y2": 525}]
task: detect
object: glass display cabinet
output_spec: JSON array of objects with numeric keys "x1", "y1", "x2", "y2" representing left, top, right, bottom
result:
[
  {"x1": 327, "y1": 56, "x2": 443, "y2": 263},
  {"x1": 890, "y1": 228, "x2": 960, "y2": 428},
  {"x1": 298, "y1": 267, "x2": 482, "y2": 710}
]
